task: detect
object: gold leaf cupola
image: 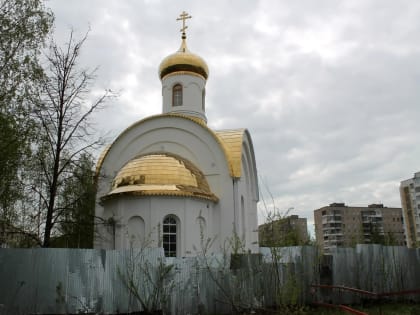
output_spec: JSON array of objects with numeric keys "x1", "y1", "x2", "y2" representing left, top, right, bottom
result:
[
  {"x1": 159, "y1": 12, "x2": 209, "y2": 81},
  {"x1": 159, "y1": 12, "x2": 209, "y2": 124}
]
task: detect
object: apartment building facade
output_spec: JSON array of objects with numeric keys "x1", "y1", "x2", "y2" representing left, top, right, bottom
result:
[
  {"x1": 400, "y1": 172, "x2": 420, "y2": 248},
  {"x1": 314, "y1": 203, "x2": 405, "y2": 253},
  {"x1": 259, "y1": 215, "x2": 309, "y2": 247}
]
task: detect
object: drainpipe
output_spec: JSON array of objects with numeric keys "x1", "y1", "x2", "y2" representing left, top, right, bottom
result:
[{"x1": 232, "y1": 178, "x2": 239, "y2": 236}]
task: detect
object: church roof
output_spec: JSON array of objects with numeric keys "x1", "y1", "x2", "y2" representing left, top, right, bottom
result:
[
  {"x1": 214, "y1": 129, "x2": 244, "y2": 178},
  {"x1": 158, "y1": 36, "x2": 209, "y2": 80},
  {"x1": 102, "y1": 152, "x2": 218, "y2": 202}
]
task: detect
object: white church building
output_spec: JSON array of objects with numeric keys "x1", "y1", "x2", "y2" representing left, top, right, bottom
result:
[{"x1": 94, "y1": 13, "x2": 259, "y2": 257}]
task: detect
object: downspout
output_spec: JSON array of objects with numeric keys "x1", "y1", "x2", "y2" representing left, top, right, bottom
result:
[{"x1": 232, "y1": 178, "x2": 239, "y2": 236}]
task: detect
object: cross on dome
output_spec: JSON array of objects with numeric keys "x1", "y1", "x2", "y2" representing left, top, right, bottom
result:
[
  {"x1": 177, "y1": 11, "x2": 192, "y2": 38},
  {"x1": 158, "y1": 10, "x2": 209, "y2": 80}
]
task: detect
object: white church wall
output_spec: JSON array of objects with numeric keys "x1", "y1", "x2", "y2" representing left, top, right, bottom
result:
[
  {"x1": 238, "y1": 159, "x2": 259, "y2": 253},
  {"x1": 97, "y1": 193, "x2": 234, "y2": 256},
  {"x1": 100, "y1": 195, "x2": 216, "y2": 257}
]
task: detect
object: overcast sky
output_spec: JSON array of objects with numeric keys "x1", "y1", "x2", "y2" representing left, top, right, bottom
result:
[{"x1": 47, "y1": 0, "x2": 420, "y2": 233}]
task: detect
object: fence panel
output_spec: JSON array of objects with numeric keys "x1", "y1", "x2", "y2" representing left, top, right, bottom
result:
[{"x1": 1, "y1": 245, "x2": 419, "y2": 314}]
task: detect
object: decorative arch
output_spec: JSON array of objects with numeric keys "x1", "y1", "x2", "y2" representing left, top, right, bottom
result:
[
  {"x1": 172, "y1": 84, "x2": 183, "y2": 106},
  {"x1": 163, "y1": 214, "x2": 180, "y2": 257},
  {"x1": 127, "y1": 216, "x2": 145, "y2": 248}
]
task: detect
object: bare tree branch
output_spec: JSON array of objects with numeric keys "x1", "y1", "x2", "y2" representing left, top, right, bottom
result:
[{"x1": 31, "y1": 30, "x2": 115, "y2": 247}]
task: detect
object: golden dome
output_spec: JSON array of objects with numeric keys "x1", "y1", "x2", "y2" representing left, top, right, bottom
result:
[
  {"x1": 159, "y1": 37, "x2": 209, "y2": 80},
  {"x1": 104, "y1": 153, "x2": 217, "y2": 201}
]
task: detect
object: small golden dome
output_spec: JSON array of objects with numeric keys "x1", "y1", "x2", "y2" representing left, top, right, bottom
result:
[
  {"x1": 159, "y1": 37, "x2": 209, "y2": 80},
  {"x1": 104, "y1": 153, "x2": 217, "y2": 201}
]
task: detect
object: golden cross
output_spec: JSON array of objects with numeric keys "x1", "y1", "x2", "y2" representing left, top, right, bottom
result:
[{"x1": 177, "y1": 11, "x2": 192, "y2": 34}]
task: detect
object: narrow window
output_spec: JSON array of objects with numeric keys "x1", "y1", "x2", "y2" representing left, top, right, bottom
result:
[
  {"x1": 172, "y1": 84, "x2": 183, "y2": 106},
  {"x1": 163, "y1": 215, "x2": 177, "y2": 257},
  {"x1": 202, "y1": 88, "x2": 206, "y2": 110}
]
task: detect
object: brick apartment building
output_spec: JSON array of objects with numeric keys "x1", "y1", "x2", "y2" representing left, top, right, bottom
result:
[{"x1": 314, "y1": 203, "x2": 405, "y2": 253}]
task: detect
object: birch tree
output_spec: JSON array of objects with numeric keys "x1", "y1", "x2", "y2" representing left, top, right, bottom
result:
[{"x1": 0, "y1": 0, "x2": 52, "y2": 246}]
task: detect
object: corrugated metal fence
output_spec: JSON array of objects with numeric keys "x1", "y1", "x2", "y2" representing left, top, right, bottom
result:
[
  {"x1": 324, "y1": 244, "x2": 420, "y2": 304},
  {"x1": 0, "y1": 245, "x2": 419, "y2": 314}
]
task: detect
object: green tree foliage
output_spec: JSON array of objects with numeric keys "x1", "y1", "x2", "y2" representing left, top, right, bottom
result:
[
  {"x1": 0, "y1": 0, "x2": 53, "y2": 245},
  {"x1": 0, "y1": 114, "x2": 21, "y2": 218},
  {"x1": 51, "y1": 153, "x2": 96, "y2": 248},
  {"x1": 0, "y1": 0, "x2": 53, "y2": 112}
]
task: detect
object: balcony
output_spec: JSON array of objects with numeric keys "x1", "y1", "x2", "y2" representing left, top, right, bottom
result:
[
  {"x1": 322, "y1": 215, "x2": 342, "y2": 224},
  {"x1": 323, "y1": 229, "x2": 343, "y2": 236},
  {"x1": 323, "y1": 223, "x2": 342, "y2": 228}
]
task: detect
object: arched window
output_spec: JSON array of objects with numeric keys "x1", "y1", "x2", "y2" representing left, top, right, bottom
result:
[
  {"x1": 172, "y1": 84, "x2": 183, "y2": 106},
  {"x1": 163, "y1": 215, "x2": 178, "y2": 257}
]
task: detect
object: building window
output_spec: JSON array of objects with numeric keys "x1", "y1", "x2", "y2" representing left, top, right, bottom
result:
[
  {"x1": 163, "y1": 215, "x2": 177, "y2": 257},
  {"x1": 202, "y1": 88, "x2": 206, "y2": 110},
  {"x1": 172, "y1": 84, "x2": 182, "y2": 106}
]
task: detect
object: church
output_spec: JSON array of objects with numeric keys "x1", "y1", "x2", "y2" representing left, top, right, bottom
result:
[{"x1": 94, "y1": 12, "x2": 259, "y2": 257}]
